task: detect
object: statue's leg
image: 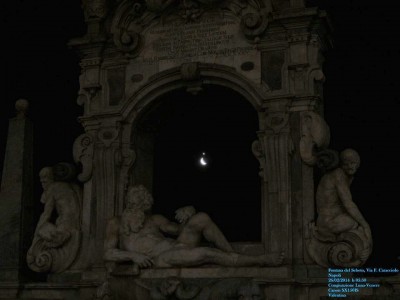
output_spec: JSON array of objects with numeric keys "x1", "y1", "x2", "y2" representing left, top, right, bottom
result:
[
  {"x1": 330, "y1": 214, "x2": 358, "y2": 233},
  {"x1": 155, "y1": 247, "x2": 284, "y2": 268},
  {"x1": 155, "y1": 247, "x2": 238, "y2": 268},
  {"x1": 177, "y1": 212, "x2": 233, "y2": 252}
]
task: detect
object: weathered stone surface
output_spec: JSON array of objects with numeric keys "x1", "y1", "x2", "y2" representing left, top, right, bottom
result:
[
  {"x1": 0, "y1": 99, "x2": 34, "y2": 282},
  {"x1": 66, "y1": 4, "x2": 335, "y2": 299},
  {"x1": 5, "y1": 0, "x2": 385, "y2": 299},
  {"x1": 26, "y1": 165, "x2": 82, "y2": 273},
  {"x1": 299, "y1": 111, "x2": 330, "y2": 166},
  {"x1": 306, "y1": 149, "x2": 372, "y2": 268},
  {"x1": 103, "y1": 185, "x2": 284, "y2": 272},
  {"x1": 261, "y1": 50, "x2": 284, "y2": 90}
]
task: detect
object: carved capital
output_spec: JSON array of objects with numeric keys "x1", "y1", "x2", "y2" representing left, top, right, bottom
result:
[
  {"x1": 98, "y1": 127, "x2": 120, "y2": 147},
  {"x1": 82, "y1": 0, "x2": 109, "y2": 20},
  {"x1": 265, "y1": 111, "x2": 289, "y2": 134}
]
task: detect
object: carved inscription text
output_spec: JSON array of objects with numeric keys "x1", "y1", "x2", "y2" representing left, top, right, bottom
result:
[{"x1": 143, "y1": 17, "x2": 253, "y2": 63}]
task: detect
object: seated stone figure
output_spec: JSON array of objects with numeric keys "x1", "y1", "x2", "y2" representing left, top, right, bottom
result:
[
  {"x1": 316, "y1": 149, "x2": 371, "y2": 241},
  {"x1": 27, "y1": 166, "x2": 82, "y2": 273},
  {"x1": 104, "y1": 185, "x2": 284, "y2": 270},
  {"x1": 307, "y1": 149, "x2": 372, "y2": 267}
]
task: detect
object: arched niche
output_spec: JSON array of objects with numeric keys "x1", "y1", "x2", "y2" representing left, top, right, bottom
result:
[
  {"x1": 116, "y1": 64, "x2": 270, "y2": 252},
  {"x1": 130, "y1": 85, "x2": 261, "y2": 242}
]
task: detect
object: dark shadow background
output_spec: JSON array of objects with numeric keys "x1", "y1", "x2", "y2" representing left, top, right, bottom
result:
[
  {"x1": 141, "y1": 87, "x2": 261, "y2": 242},
  {"x1": 1, "y1": 0, "x2": 400, "y2": 273}
]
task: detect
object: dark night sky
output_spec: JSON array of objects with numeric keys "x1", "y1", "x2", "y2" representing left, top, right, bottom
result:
[{"x1": 1, "y1": 0, "x2": 400, "y2": 268}]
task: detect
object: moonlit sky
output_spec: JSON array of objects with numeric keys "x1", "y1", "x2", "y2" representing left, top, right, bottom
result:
[{"x1": 1, "y1": 0, "x2": 400, "y2": 267}]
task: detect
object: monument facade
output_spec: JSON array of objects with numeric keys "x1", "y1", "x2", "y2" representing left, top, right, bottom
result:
[{"x1": 2, "y1": 0, "x2": 399, "y2": 299}]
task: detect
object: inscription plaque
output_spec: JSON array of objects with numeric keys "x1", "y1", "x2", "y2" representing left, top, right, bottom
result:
[
  {"x1": 141, "y1": 16, "x2": 254, "y2": 63},
  {"x1": 125, "y1": 14, "x2": 261, "y2": 99}
]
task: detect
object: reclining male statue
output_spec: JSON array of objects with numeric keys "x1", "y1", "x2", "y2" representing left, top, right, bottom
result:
[{"x1": 104, "y1": 185, "x2": 284, "y2": 270}]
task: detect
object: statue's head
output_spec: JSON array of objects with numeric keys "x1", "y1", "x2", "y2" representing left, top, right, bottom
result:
[
  {"x1": 126, "y1": 185, "x2": 154, "y2": 212},
  {"x1": 340, "y1": 149, "x2": 360, "y2": 176},
  {"x1": 175, "y1": 206, "x2": 196, "y2": 224},
  {"x1": 39, "y1": 167, "x2": 54, "y2": 191}
]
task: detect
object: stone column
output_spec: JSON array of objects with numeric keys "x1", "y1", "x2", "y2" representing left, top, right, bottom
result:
[{"x1": 0, "y1": 100, "x2": 34, "y2": 284}]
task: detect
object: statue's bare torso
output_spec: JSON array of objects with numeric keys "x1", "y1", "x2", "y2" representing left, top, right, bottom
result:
[
  {"x1": 316, "y1": 168, "x2": 357, "y2": 233},
  {"x1": 118, "y1": 214, "x2": 179, "y2": 258}
]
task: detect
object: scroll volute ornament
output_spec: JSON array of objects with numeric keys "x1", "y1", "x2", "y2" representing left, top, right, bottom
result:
[
  {"x1": 300, "y1": 111, "x2": 330, "y2": 166},
  {"x1": 240, "y1": 0, "x2": 269, "y2": 40},
  {"x1": 73, "y1": 133, "x2": 95, "y2": 183},
  {"x1": 111, "y1": 1, "x2": 146, "y2": 54},
  {"x1": 306, "y1": 149, "x2": 373, "y2": 268},
  {"x1": 241, "y1": 11, "x2": 268, "y2": 40}
]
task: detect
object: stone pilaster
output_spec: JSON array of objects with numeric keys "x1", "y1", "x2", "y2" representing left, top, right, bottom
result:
[
  {"x1": 0, "y1": 99, "x2": 34, "y2": 283},
  {"x1": 76, "y1": 118, "x2": 134, "y2": 271},
  {"x1": 259, "y1": 99, "x2": 294, "y2": 263}
]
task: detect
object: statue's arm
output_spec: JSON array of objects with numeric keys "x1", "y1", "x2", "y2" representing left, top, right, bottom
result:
[
  {"x1": 103, "y1": 218, "x2": 153, "y2": 268},
  {"x1": 35, "y1": 197, "x2": 54, "y2": 231},
  {"x1": 153, "y1": 214, "x2": 180, "y2": 235}
]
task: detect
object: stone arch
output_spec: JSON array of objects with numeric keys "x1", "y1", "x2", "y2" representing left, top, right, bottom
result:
[
  {"x1": 117, "y1": 64, "x2": 266, "y2": 242},
  {"x1": 121, "y1": 63, "x2": 266, "y2": 126}
]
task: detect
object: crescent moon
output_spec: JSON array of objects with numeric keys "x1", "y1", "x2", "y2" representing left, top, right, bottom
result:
[{"x1": 200, "y1": 157, "x2": 207, "y2": 166}]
